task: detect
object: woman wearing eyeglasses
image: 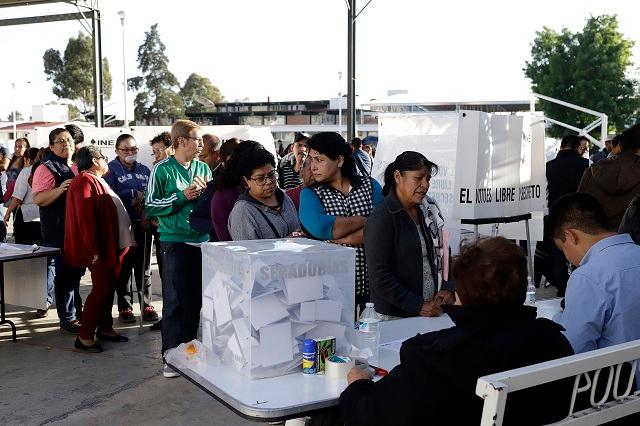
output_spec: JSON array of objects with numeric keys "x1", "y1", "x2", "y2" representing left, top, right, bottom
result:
[
  {"x1": 228, "y1": 146, "x2": 300, "y2": 240},
  {"x1": 64, "y1": 146, "x2": 135, "y2": 352},
  {"x1": 103, "y1": 134, "x2": 157, "y2": 324}
]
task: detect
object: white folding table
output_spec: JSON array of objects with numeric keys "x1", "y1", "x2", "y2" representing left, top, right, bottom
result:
[
  {"x1": 0, "y1": 243, "x2": 59, "y2": 341},
  {"x1": 167, "y1": 299, "x2": 562, "y2": 422}
]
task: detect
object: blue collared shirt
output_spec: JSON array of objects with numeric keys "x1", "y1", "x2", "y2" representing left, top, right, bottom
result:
[{"x1": 556, "y1": 234, "x2": 640, "y2": 354}]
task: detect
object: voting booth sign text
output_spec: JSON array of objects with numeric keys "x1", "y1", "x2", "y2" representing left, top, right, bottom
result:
[
  {"x1": 453, "y1": 111, "x2": 546, "y2": 220},
  {"x1": 200, "y1": 239, "x2": 355, "y2": 379}
]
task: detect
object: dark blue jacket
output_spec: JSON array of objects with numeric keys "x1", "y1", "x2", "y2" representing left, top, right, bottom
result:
[
  {"x1": 38, "y1": 152, "x2": 75, "y2": 249},
  {"x1": 104, "y1": 158, "x2": 150, "y2": 221}
]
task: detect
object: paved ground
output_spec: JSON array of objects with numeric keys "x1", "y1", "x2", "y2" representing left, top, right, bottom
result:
[
  {"x1": 0, "y1": 243, "x2": 559, "y2": 426},
  {"x1": 0, "y1": 251, "x2": 255, "y2": 426}
]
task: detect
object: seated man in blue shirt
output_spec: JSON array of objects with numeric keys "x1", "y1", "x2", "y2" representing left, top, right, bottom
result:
[{"x1": 549, "y1": 192, "x2": 640, "y2": 356}]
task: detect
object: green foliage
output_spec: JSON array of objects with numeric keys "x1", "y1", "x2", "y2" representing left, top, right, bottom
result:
[
  {"x1": 524, "y1": 15, "x2": 639, "y2": 137},
  {"x1": 42, "y1": 32, "x2": 112, "y2": 113},
  {"x1": 180, "y1": 73, "x2": 224, "y2": 113},
  {"x1": 6, "y1": 111, "x2": 23, "y2": 121},
  {"x1": 66, "y1": 103, "x2": 85, "y2": 121},
  {"x1": 130, "y1": 24, "x2": 184, "y2": 124}
]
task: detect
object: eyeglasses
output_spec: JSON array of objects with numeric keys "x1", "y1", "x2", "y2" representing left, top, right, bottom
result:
[
  {"x1": 152, "y1": 147, "x2": 168, "y2": 154},
  {"x1": 95, "y1": 155, "x2": 108, "y2": 162},
  {"x1": 248, "y1": 170, "x2": 278, "y2": 186},
  {"x1": 53, "y1": 138, "x2": 74, "y2": 145},
  {"x1": 182, "y1": 136, "x2": 203, "y2": 143},
  {"x1": 118, "y1": 147, "x2": 139, "y2": 153}
]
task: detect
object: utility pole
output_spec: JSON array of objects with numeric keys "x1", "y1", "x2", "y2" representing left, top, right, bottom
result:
[
  {"x1": 118, "y1": 10, "x2": 127, "y2": 126},
  {"x1": 347, "y1": 0, "x2": 356, "y2": 144}
]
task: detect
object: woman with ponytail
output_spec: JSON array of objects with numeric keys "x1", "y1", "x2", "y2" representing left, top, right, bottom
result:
[
  {"x1": 364, "y1": 151, "x2": 454, "y2": 320},
  {"x1": 299, "y1": 132, "x2": 383, "y2": 315}
]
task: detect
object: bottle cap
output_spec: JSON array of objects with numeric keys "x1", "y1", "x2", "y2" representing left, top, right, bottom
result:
[
  {"x1": 303, "y1": 338, "x2": 316, "y2": 353},
  {"x1": 365, "y1": 302, "x2": 374, "y2": 308}
]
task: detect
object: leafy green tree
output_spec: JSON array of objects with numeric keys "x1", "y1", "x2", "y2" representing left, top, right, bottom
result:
[
  {"x1": 524, "y1": 15, "x2": 639, "y2": 137},
  {"x1": 129, "y1": 24, "x2": 184, "y2": 124},
  {"x1": 43, "y1": 32, "x2": 112, "y2": 113},
  {"x1": 180, "y1": 73, "x2": 224, "y2": 113},
  {"x1": 6, "y1": 111, "x2": 23, "y2": 121}
]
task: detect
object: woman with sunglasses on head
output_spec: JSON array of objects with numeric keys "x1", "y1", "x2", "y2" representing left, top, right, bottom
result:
[
  {"x1": 364, "y1": 151, "x2": 455, "y2": 321},
  {"x1": 4, "y1": 147, "x2": 42, "y2": 245},
  {"x1": 228, "y1": 146, "x2": 299, "y2": 240},
  {"x1": 3, "y1": 137, "x2": 30, "y2": 206},
  {"x1": 103, "y1": 134, "x2": 157, "y2": 324}
]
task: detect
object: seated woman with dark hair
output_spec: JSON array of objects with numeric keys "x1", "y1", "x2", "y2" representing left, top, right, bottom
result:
[
  {"x1": 228, "y1": 146, "x2": 299, "y2": 240},
  {"x1": 64, "y1": 146, "x2": 136, "y2": 353},
  {"x1": 340, "y1": 237, "x2": 574, "y2": 426},
  {"x1": 365, "y1": 151, "x2": 454, "y2": 319}
]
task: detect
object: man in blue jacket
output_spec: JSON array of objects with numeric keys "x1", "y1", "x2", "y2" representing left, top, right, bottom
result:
[{"x1": 104, "y1": 134, "x2": 157, "y2": 323}]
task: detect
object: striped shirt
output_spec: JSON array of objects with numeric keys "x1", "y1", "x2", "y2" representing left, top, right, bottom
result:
[{"x1": 278, "y1": 154, "x2": 303, "y2": 190}]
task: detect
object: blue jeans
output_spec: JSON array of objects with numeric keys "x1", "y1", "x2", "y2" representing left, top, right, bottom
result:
[
  {"x1": 46, "y1": 256, "x2": 55, "y2": 306},
  {"x1": 51, "y1": 255, "x2": 85, "y2": 325},
  {"x1": 159, "y1": 241, "x2": 202, "y2": 355}
]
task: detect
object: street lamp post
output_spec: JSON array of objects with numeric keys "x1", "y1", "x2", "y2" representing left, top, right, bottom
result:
[
  {"x1": 338, "y1": 71, "x2": 342, "y2": 137},
  {"x1": 118, "y1": 10, "x2": 127, "y2": 126},
  {"x1": 11, "y1": 82, "x2": 16, "y2": 142}
]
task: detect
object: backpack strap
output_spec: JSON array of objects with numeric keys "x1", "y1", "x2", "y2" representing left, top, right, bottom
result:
[{"x1": 254, "y1": 206, "x2": 282, "y2": 239}]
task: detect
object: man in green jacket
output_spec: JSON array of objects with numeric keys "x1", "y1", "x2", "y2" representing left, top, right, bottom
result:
[{"x1": 145, "y1": 119, "x2": 211, "y2": 378}]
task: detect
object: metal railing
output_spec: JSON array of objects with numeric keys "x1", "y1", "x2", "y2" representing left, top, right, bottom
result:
[
  {"x1": 476, "y1": 339, "x2": 640, "y2": 425},
  {"x1": 531, "y1": 93, "x2": 608, "y2": 147}
]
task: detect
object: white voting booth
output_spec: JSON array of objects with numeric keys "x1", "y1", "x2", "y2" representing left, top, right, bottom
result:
[
  {"x1": 200, "y1": 239, "x2": 355, "y2": 379},
  {"x1": 372, "y1": 111, "x2": 547, "y2": 247}
]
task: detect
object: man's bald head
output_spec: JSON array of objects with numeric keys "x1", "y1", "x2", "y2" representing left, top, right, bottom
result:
[{"x1": 200, "y1": 133, "x2": 222, "y2": 170}]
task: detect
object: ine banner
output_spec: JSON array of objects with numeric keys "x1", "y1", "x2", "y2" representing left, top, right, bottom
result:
[{"x1": 31, "y1": 125, "x2": 276, "y2": 172}]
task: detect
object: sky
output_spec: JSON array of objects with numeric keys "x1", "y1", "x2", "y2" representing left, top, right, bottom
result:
[{"x1": 0, "y1": 0, "x2": 639, "y2": 121}]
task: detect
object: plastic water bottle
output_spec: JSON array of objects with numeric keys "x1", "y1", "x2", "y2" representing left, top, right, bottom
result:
[
  {"x1": 524, "y1": 276, "x2": 536, "y2": 306},
  {"x1": 357, "y1": 303, "x2": 380, "y2": 364}
]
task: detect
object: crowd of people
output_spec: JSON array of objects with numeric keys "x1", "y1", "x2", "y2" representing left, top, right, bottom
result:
[{"x1": 3, "y1": 118, "x2": 639, "y2": 423}]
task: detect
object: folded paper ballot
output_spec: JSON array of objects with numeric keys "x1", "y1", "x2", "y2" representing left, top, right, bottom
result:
[
  {"x1": 257, "y1": 321, "x2": 293, "y2": 367},
  {"x1": 249, "y1": 293, "x2": 289, "y2": 330},
  {"x1": 201, "y1": 296, "x2": 214, "y2": 322},
  {"x1": 212, "y1": 285, "x2": 232, "y2": 327},
  {"x1": 283, "y1": 274, "x2": 323, "y2": 305},
  {"x1": 314, "y1": 300, "x2": 343, "y2": 322}
]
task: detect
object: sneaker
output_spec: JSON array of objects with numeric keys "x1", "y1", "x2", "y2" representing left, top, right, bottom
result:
[
  {"x1": 60, "y1": 320, "x2": 81, "y2": 334},
  {"x1": 142, "y1": 305, "x2": 159, "y2": 322},
  {"x1": 163, "y1": 363, "x2": 179, "y2": 378},
  {"x1": 118, "y1": 308, "x2": 136, "y2": 324},
  {"x1": 150, "y1": 319, "x2": 162, "y2": 331},
  {"x1": 35, "y1": 308, "x2": 49, "y2": 318}
]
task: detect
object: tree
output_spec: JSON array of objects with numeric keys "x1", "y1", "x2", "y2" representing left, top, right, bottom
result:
[
  {"x1": 6, "y1": 111, "x2": 23, "y2": 121},
  {"x1": 43, "y1": 32, "x2": 112, "y2": 113},
  {"x1": 129, "y1": 24, "x2": 184, "y2": 124},
  {"x1": 524, "y1": 15, "x2": 639, "y2": 137},
  {"x1": 180, "y1": 73, "x2": 224, "y2": 113}
]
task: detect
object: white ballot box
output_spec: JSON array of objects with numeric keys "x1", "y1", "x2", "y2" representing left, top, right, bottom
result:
[{"x1": 201, "y1": 239, "x2": 356, "y2": 379}]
